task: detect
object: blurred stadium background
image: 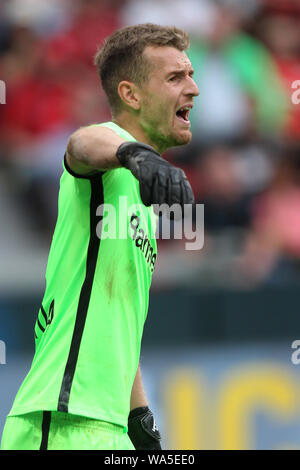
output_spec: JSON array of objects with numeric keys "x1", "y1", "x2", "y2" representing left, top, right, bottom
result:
[{"x1": 1, "y1": 0, "x2": 300, "y2": 450}]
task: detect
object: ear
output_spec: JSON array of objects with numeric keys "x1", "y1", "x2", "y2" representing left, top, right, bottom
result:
[{"x1": 118, "y1": 81, "x2": 141, "y2": 111}]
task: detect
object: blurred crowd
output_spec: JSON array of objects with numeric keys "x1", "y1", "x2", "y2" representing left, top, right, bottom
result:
[{"x1": 1, "y1": 0, "x2": 300, "y2": 290}]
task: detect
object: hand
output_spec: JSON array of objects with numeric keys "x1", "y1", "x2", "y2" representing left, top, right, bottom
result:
[
  {"x1": 116, "y1": 142, "x2": 194, "y2": 208},
  {"x1": 128, "y1": 406, "x2": 162, "y2": 450}
]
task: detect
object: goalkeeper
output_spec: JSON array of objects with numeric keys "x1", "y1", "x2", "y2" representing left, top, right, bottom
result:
[{"x1": 1, "y1": 23, "x2": 199, "y2": 450}]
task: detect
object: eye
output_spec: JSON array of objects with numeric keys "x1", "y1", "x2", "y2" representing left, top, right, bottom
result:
[{"x1": 169, "y1": 74, "x2": 183, "y2": 83}]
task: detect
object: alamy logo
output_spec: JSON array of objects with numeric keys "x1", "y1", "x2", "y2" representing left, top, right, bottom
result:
[
  {"x1": 291, "y1": 340, "x2": 300, "y2": 365},
  {"x1": 0, "y1": 340, "x2": 6, "y2": 364},
  {"x1": 0, "y1": 80, "x2": 6, "y2": 104},
  {"x1": 291, "y1": 80, "x2": 300, "y2": 105},
  {"x1": 95, "y1": 196, "x2": 204, "y2": 251}
]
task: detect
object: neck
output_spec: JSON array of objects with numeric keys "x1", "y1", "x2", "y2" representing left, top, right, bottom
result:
[{"x1": 113, "y1": 112, "x2": 164, "y2": 154}]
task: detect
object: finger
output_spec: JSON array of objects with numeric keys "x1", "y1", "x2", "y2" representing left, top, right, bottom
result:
[
  {"x1": 167, "y1": 172, "x2": 184, "y2": 220},
  {"x1": 139, "y1": 180, "x2": 152, "y2": 206},
  {"x1": 181, "y1": 177, "x2": 195, "y2": 206},
  {"x1": 169, "y1": 168, "x2": 182, "y2": 206},
  {"x1": 151, "y1": 174, "x2": 160, "y2": 205},
  {"x1": 139, "y1": 161, "x2": 152, "y2": 184},
  {"x1": 156, "y1": 166, "x2": 168, "y2": 205}
]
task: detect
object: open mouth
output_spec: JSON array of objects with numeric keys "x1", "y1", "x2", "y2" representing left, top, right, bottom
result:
[{"x1": 175, "y1": 106, "x2": 191, "y2": 125}]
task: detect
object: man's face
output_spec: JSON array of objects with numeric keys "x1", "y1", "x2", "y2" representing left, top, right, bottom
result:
[{"x1": 137, "y1": 46, "x2": 199, "y2": 152}]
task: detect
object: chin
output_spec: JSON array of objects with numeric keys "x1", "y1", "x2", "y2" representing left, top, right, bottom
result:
[
  {"x1": 174, "y1": 130, "x2": 192, "y2": 146},
  {"x1": 160, "y1": 130, "x2": 192, "y2": 152}
]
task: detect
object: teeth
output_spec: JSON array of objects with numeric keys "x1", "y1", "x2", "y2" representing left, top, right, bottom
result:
[{"x1": 176, "y1": 105, "x2": 192, "y2": 122}]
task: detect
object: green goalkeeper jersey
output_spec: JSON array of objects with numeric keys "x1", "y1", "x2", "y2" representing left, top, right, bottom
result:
[{"x1": 9, "y1": 122, "x2": 157, "y2": 430}]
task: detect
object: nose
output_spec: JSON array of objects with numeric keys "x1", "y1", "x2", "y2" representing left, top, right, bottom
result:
[
  {"x1": 185, "y1": 76, "x2": 199, "y2": 97},
  {"x1": 192, "y1": 78, "x2": 200, "y2": 96},
  {"x1": 193, "y1": 79, "x2": 200, "y2": 97}
]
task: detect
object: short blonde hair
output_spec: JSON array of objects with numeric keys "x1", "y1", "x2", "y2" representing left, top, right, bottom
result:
[{"x1": 94, "y1": 23, "x2": 190, "y2": 114}]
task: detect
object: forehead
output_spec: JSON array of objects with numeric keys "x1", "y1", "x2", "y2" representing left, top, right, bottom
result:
[{"x1": 143, "y1": 45, "x2": 192, "y2": 75}]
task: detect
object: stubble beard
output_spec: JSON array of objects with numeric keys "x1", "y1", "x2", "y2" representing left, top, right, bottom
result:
[{"x1": 141, "y1": 113, "x2": 192, "y2": 154}]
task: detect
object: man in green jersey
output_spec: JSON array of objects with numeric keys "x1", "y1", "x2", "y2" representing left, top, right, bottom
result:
[{"x1": 1, "y1": 23, "x2": 199, "y2": 450}]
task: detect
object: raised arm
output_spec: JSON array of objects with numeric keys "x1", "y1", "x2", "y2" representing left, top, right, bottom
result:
[
  {"x1": 66, "y1": 124, "x2": 194, "y2": 209},
  {"x1": 66, "y1": 125, "x2": 126, "y2": 176}
]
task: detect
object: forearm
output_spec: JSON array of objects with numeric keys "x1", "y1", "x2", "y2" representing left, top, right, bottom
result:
[
  {"x1": 66, "y1": 125, "x2": 126, "y2": 175},
  {"x1": 128, "y1": 365, "x2": 162, "y2": 449},
  {"x1": 130, "y1": 364, "x2": 148, "y2": 411}
]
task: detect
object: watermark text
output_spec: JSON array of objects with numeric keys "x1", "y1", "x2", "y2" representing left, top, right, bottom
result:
[
  {"x1": 95, "y1": 197, "x2": 204, "y2": 251},
  {"x1": 291, "y1": 340, "x2": 300, "y2": 365},
  {"x1": 291, "y1": 80, "x2": 300, "y2": 105},
  {"x1": 0, "y1": 340, "x2": 6, "y2": 364},
  {"x1": 0, "y1": 80, "x2": 6, "y2": 104}
]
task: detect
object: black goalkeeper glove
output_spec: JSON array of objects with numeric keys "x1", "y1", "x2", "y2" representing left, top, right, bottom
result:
[
  {"x1": 116, "y1": 142, "x2": 194, "y2": 208},
  {"x1": 128, "y1": 406, "x2": 162, "y2": 450}
]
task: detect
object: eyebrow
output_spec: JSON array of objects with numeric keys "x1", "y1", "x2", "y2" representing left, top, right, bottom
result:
[{"x1": 167, "y1": 68, "x2": 195, "y2": 77}]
